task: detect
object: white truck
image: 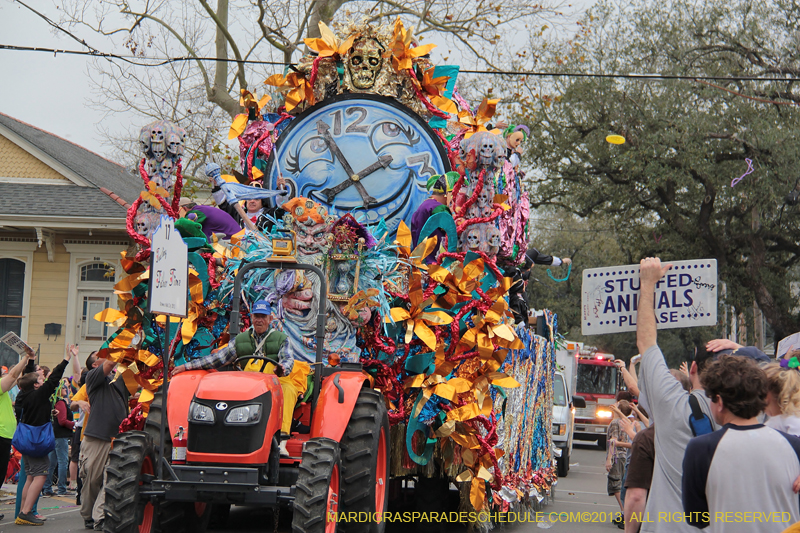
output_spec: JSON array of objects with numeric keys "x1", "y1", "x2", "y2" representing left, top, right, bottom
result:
[{"x1": 553, "y1": 341, "x2": 586, "y2": 477}]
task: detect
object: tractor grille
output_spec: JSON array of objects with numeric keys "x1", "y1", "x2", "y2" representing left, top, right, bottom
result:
[
  {"x1": 188, "y1": 391, "x2": 272, "y2": 455},
  {"x1": 575, "y1": 406, "x2": 596, "y2": 419}
]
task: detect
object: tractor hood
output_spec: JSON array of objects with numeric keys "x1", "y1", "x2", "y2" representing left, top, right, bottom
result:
[{"x1": 194, "y1": 371, "x2": 283, "y2": 402}]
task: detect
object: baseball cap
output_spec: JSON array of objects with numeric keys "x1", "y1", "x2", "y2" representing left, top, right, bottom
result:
[{"x1": 252, "y1": 300, "x2": 272, "y2": 315}]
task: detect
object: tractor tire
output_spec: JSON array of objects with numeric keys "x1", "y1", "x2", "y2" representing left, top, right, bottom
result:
[
  {"x1": 556, "y1": 448, "x2": 569, "y2": 477},
  {"x1": 131, "y1": 390, "x2": 186, "y2": 533},
  {"x1": 338, "y1": 388, "x2": 390, "y2": 533},
  {"x1": 103, "y1": 431, "x2": 158, "y2": 533},
  {"x1": 184, "y1": 502, "x2": 211, "y2": 533},
  {"x1": 292, "y1": 438, "x2": 342, "y2": 533}
]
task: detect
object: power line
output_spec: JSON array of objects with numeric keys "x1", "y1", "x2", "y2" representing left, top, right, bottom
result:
[{"x1": 0, "y1": 44, "x2": 797, "y2": 83}]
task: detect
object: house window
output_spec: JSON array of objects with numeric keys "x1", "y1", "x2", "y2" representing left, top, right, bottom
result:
[
  {"x1": 76, "y1": 260, "x2": 116, "y2": 349},
  {"x1": 0, "y1": 258, "x2": 26, "y2": 367},
  {"x1": 81, "y1": 262, "x2": 115, "y2": 283}
]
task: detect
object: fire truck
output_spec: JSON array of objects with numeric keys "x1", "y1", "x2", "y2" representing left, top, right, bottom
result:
[{"x1": 572, "y1": 348, "x2": 621, "y2": 450}]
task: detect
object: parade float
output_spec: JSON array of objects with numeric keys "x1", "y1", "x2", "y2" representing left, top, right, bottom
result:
[{"x1": 95, "y1": 18, "x2": 557, "y2": 526}]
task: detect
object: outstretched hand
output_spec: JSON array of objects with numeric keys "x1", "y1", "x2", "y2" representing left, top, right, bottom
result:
[
  {"x1": 679, "y1": 361, "x2": 690, "y2": 376},
  {"x1": 706, "y1": 339, "x2": 743, "y2": 353},
  {"x1": 639, "y1": 257, "x2": 672, "y2": 285}
]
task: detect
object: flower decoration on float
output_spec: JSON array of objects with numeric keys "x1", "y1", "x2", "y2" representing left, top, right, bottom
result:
[
  {"x1": 140, "y1": 181, "x2": 170, "y2": 209},
  {"x1": 264, "y1": 71, "x2": 315, "y2": 112},
  {"x1": 304, "y1": 21, "x2": 356, "y2": 86},
  {"x1": 228, "y1": 89, "x2": 272, "y2": 139},
  {"x1": 386, "y1": 18, "x2": 436, "y2": 72},
  {"x1": 387, "y1": 272, "x2": 454, "y2": 350},
  {"x1": 459, "y1": 97, "x2": 499, "y2": 138},
  {"x1": 413, "y1": 67, "x2": 458, "y2": 114}
]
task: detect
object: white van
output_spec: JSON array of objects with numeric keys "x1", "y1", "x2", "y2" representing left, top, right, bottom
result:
[{"x1": 553, "y1": 370, "x2": 586, "y2": 477}]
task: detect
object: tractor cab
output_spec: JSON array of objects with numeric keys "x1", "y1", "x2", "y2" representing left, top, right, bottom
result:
[{"x1": 103, "y1": 262, "x2": 390, "y2": 533}]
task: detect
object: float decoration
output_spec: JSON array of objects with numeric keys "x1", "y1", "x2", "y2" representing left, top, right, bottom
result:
[{"x1": 97, "y1": 16, "x2": 554, "y2": 519}]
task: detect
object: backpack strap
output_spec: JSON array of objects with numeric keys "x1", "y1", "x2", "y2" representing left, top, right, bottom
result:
[{"x1": 688, "y1": 393, "x2": 705, "y2": 420}]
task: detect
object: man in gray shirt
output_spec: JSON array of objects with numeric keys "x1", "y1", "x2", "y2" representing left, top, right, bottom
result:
[{"x1": 634, "y1": 258, "x2": 717, "y2": 533}]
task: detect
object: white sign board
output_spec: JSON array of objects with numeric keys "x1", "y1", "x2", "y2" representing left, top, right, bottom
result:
[
  {"x1": 581, "y1": 259, "x2": 718, "y2": 335},
  {"x1": 148, "y1": 215, "x2": 188, "y2": 317},
  {"x1": 777, "y1": 332, "x2": 800, "y2": 361},
  {"x1": 0, "y1": 332, "x2": 33, "y2": 357}
]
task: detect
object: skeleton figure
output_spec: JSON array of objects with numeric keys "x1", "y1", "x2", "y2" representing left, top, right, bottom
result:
[
  {"x1": 166, "y1": 132, "x2": 183, "y2": 156},
  {"x1": 462, "y1": 131, "x2": 506, "y2": 170},
  {"x1": 465, "y1": 229, "x2": 481, "y2": 251},
  {"x1": 134, "y1": 213, "x2": 151, "y2": 236},
  {"x1": 486, "y1": 227, "x2": 501, "y2": 257},
  {"x1": 347, "y1": 38, "x2": 383, "y2": 90},
  {"x1": 150, "y1": 125, "x2": 165, "y2": 144},
  {"x1": 151, "y1": 142, "x2": 166, "y2": 163}
]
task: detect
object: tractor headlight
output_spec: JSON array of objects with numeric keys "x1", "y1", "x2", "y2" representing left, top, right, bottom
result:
[
  {"x1": 225, "y1": 404, "x2": 262, "y2": 425},
  {"x1": 189, "y1": 402, "x2": 215, "y2": 425},
  {"x1": 597, "y1": 410, "x2": 613, "y2": 419}
]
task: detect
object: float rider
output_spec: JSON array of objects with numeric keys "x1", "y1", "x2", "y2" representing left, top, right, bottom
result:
[{"x1": 172, "y1": 300, "x2": 310, "y2": 455}]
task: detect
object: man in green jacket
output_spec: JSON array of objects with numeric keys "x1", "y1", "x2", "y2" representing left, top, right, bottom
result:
[{"x1": 172, "y1": 300, "x2": 309, "y2": 455}]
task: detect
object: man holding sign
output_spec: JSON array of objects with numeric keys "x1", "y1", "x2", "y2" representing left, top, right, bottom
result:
[{"x1": 631, "y1": 258, "x2": 717, "y2": 533}]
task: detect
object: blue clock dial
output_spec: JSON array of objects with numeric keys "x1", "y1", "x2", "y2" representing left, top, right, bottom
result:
[{"x1": 267, "y1": 93, "x2": 450, "y2": 235}]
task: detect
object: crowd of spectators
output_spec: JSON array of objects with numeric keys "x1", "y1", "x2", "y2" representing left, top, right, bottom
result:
[{"x1": 606, "y1": 257, "x2": 800, "y2": 533}]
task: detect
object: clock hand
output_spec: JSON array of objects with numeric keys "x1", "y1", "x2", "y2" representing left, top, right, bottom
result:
[
  {"x1": 316, "y1": 120, "x2": 379, "y2": 208},
  {"x1": 321, "y1": 154, "x2": 393, "y2": 204}
]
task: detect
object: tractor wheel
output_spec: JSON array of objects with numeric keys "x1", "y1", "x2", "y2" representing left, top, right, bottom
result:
[
  {"x1": 103, "y1": 431, "x2": 158, "y2": 533},
  {"x1": 292, "y1": 438, "x2": 342, "y2": 533},
  {"x1": 138, "y1": 391, "x2": 185, "y2": 532},
  {"x1": 338, "y1": 388, "x2": 390, "y2": 533},
  {"x1": 184, "y1": 502, "x2": 211, "y2": 533}
]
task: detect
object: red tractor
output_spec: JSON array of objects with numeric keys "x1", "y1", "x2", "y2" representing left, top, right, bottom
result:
[{"x1": 103, "y1": 262, "x2": 390, "y2": 533}]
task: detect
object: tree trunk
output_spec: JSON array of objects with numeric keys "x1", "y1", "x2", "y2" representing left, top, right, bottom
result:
[
  {"x1": 307, "y1": 0, "x2": 349, "y2": 39},
  {"x1": 208, "y1": 0, "x2": 240, "y2": 119}
]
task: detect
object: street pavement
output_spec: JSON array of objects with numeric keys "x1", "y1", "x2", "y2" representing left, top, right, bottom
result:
[
  {"x1": 542, "y1": 442, "x2": 624, "y2": 531},
  {"x1": 0, "y1": 443, "x2": 611, "y2": 532}
]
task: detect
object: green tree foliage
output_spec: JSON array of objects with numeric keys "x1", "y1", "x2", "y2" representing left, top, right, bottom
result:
[
  {"x1": 527, "y1": 210, "x2": 718, "y2": 367},
  {"x1": 521, "y1": 0, "x2": 800, "y2": 346}
]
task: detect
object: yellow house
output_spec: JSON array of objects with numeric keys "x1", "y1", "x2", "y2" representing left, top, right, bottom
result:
[{"x1": 0, "y1": 112, "x2": 139, "y2": 373}]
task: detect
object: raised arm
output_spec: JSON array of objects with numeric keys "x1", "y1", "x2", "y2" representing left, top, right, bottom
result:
[
  {"x1": 636, "y1": 257, "x2": 672, "y2": 355},
  {"x1": 0, "y1": 353, "x2": 32, "y2": 393},
  {"x1": 615, "y1": 360, "x2": 640, "y2": 397},
  {"x1": 68, "y1": 344, "x2": 81, "y2": 385}
]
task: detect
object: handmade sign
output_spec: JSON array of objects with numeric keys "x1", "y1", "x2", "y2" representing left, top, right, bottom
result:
[
  {"x1": 0, "y1": 332, "x2": 33, "y2": 357},
  {"x1": 777, "y1": 332, "x2": 800, "y2": 360},
  {"x1": 581, "y1": 260, "x2": 718, "y2": 335},
  {"x1": 148, "y1": 215, "x2": 188, "y2": 317}
]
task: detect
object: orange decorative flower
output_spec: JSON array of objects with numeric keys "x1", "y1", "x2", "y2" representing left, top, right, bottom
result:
[
  {"x1": 413, "y1": 67, "x2": 457, "y2": 114},
  {"x1": 458, "y1": 97, "x2": 499, "y2": 138},
  {"x1": 139, "y1": 181, "x2": 169, "y2": 209},
  {"x1": 264, "y1": 72, "x2": 315, "y2": 112},
  {"x1": 387, "y1": 18, "x2": 436, "y2": 72},
  {"x1": 228, "y1": 89, "x2": 271, "y2": 139},
  {"x1": 304, "y1": 21, "x2": 356, "y2": 59}
]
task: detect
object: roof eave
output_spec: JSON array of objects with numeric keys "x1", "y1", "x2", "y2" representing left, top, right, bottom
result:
[{"x1": 0, "y1": 214, "x2": 128, "y2": 230}]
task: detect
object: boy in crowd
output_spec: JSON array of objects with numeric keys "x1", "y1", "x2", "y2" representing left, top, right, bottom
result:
[{"x1": 683, "y1": 355, "x2": 800, "y2": 532}]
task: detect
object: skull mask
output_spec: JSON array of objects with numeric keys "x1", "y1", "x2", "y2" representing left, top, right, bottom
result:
[
  {"x1": 135, "y1": 216, "x2": 149, "y2": 236},
  {"x1": 160, "y1": 159, "x2": 174, "y2": 175},
  {"x1": 348, "y1": 38, "x2": 383, "y2": 90},
  {"x1": 487, "y1": 228, "x2": 501, "y2": 257},
  {"x1": 465, "y1": 230, "x2": 480, "y2": 251},
  {"x1": 166, "y1": 133, "x2": 183, "y2": 156},
  {"x1": 139, "y1": 129, "x2": 151, "y2": 155},
  {"x1": 464, "y1": 132, "x2": 504, "y2": 169},
  {"x1": 150, "y1": 125, "x2": 165, "y2": 144},
  {"x1": 151, "y1": 142, "x2": 166, "y2": 162}
]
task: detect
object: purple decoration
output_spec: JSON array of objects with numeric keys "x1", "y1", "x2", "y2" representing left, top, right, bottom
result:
[{"x1": 731, "y1": 158, "x2": 753, "y2": 187}]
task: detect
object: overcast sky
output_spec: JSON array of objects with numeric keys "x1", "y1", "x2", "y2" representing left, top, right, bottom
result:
[{"x1": 0, "y1": 0, "x2": 591, "y2": 161}]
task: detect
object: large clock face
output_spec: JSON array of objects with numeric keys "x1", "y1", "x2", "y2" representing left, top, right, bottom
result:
[{"x1": 266, "y1": 93, "x2": 450, "y2": 235}]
